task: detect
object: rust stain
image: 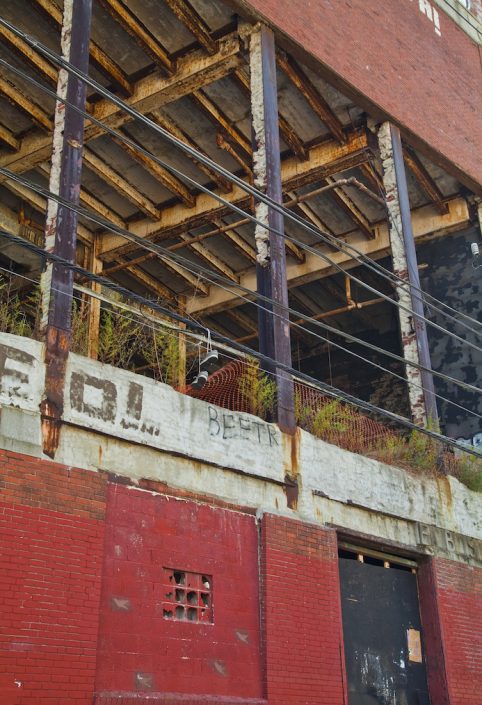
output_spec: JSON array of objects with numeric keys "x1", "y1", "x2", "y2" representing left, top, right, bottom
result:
[
  {"x1": 282, "y1": 428, "x2": 300, "y2": 510},
  {"x1": 41, "y1": 326, "x2": 70, "y2": 458},
  {"x1": 436, "y1": 475, "x2": 453, "y2": 514}
]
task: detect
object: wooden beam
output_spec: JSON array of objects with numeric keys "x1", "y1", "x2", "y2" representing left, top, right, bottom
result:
[
  {"x1": 164, "y1": 0, "x2": 217, "y2": 55},
  {"x1": 31, "y1": 0, "x2": 133, "y2": 96},
  {"x1": 0, "y1": 78, "x2": 52, "y2": 131},
  {"x1": 99, "y1": 0, "x2": 174, "y2": 74},
  {"x1": 178, "y1": 231, "x2": 239, "y2": 282},
  {"x1": 325, "y1": 176, "x2": 374, "y2": 239},
  {"x1": 149, "y1": 108, "x2": 232, "y2": 193},
  {"x1": 186, "y1": 197, "x2": 470, "y2": 315},
  {"x1": 82, "y1": 148, "x2": 161, "y2": 219},
  {"x1": 37, "y1": 162, "x2": 125, "y2": 227},
  {"x1": 0, "y1": 33, "x2": 242, "y2": 175},
  {"x1": 403, "y1": 146, "x2": 449, "y2": 215},
  {"x1": 0, "y1": 123, "x2": 19, "y2": 152},
  {"x1": 87, "y1": 236, "x2": 102, "y2": 359},
  {"x1": 192, "y1": 89, "x2": 252, "y2": 157},
  {"x1": 210, "y1": 218, "x2": 257, "y2": 263},
  {"x1": 226, "y1": 307, "x2": 257, "y2": 334},
  {"x1": 0, "y1": 22, "x2": 57, "y2": 83},
  {"x1": 99, "y1": 129, "x2": 372, "y2": 258},
  {"x1": 276, "y1": 51, "x2": 346, "y2": 144},
  {"x1": 116, "y1": 259, "x2": 176, "y2": 301},
  {"x1": 286, "y1": 189, "x2": 336, "y2": 242},
  {"x1": 113, "y1": 131, "x2": 195, "y2": 207},
  {"x1": 234, "y1": 67, "x2": 307, "y2": 160}
]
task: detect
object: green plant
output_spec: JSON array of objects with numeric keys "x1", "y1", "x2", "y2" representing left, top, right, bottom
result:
[
  {"x1": 98, "y1": 309, "x2": 143, "y2": 369},
  {"x1": 238, "y1": 360, "x2": 276, "y2": 419},
  {"x1": 71, "y1": 300, "x2": 90, "y2": 356},
  {"x1": 143, "y1": 326, "x2": 180, "y2": 387},
  {"x1": 455, "y1": 452, "x2": 482, "y2": 492},
  {"x1": 0, "y1": 277, "x2": 34, "y2": 337}
]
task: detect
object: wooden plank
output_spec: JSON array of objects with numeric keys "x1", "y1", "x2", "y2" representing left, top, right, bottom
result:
[
  {"x1": 164, "y1": 0, "x2": 217, "y2": 55},
  {"x1": 0, "y1": 78, "x2": 53, "y2": 131},
  {"x1": 325, "y1": 175, "x2": 374, "y2": 239},
  {"x1": 404, "y1": 146, "x2": 449, "y2": 215}
]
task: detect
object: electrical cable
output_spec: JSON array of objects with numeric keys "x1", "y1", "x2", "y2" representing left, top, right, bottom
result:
[
  {"x1": 0, "y1": 34, "x2": 480, "y2": 345},
  {"x1": 1, "y1": 174, "x2": 480, "y2": 398},
  {"x1": 4, "y1": 263, "x2": 479, "y2": 422},
  {"x1": 0, "y1": 228, "x2": 480, "y2": 460}
]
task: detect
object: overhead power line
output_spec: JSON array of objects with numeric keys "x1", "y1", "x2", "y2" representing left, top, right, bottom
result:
[{"x1": 0, "y1": 27, "x2": 480, "y2": 345}]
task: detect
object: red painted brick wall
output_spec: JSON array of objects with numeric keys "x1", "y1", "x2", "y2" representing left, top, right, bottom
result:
[
  {"x1": 260, "y1": 514, "x2": 346, "y2": 705},
  {"x1": 431, "y1": 557, "x2": 482, "y2": 705},
  {"x1": 240, "y1": 0, "x2": 482, "y2": 192},
  {"x1": 95, "y1": 483, "x2": 263, "y2": 703},
  {"x1": 0, "y1": 450, "x2": 107, "y2": 705}
]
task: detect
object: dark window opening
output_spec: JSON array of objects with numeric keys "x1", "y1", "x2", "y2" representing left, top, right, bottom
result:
[{"x1": 162, "y1": 568, "x2": 213, "y2": 623}]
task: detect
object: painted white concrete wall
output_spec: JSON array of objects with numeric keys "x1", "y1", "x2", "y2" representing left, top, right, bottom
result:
[{"x1": 0, "y1": 332, "x2": 480, "y2": 564}]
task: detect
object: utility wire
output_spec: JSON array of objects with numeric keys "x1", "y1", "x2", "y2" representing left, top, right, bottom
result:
[
  {"x1": 4, "y1": 263, "x2": 479, "y2": 422},
  {"x1": 1, "y1": 173, "x2": 480, "y2": 398},
  {"x1": 0, "y1": 228, "x2": 480, "y2": 460},
  {"x1": 0, "y1": 34, "x2": 480, "y2": 345}
]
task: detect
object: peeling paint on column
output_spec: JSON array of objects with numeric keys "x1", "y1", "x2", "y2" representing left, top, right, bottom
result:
[
  {"x1": 249, "y1": 26, "x2": 270, "y2": 266},
  {"x1": 378, "y1": 122, "x2": 427, "y2": 427},
  {"x1": 39, "y1": 0, "x2": 73, "y2": 334}
]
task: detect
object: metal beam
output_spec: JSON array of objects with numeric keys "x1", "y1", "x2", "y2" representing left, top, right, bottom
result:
[
  {"x1": 0, "y1": 33, "x2": 242, "y2": 174},
  {"x1": 250, "y1": 25, "x2": 294, "y2": 432},
  {"x1": 31, "y1": 0, "x2": 133, "y2": 96},
  {"x1": 186, "y1": 197, "x2": 469, "y2": 315},
  {"x1": 389, "y1": 123, "x2": 438, "y2": 424},
  {"x1": 40, "y1": 0, "x2": 92, "y2": 458},
  {"x1": 276, "y1": 51, "x2": 345, "y2": 144},
  {"x1": 99, "y1": 0, "x2": 173, "y2": 74}
]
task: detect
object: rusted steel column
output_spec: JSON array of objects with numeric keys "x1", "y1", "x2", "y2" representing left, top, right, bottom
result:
[
  {"x1": 249, "y1": 24, "x2": 295, "y2": 432},
  {"x1": 378, "y1": 122, "x2": 438, "y2": 426},
  {"x1": 40, "y1": 0, "x2": 92, "y2": 456}
]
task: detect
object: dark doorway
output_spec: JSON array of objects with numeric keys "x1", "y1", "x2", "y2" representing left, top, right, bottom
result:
[{"x1": 339, "y1": 546, "x2": 430, "y2": 705}]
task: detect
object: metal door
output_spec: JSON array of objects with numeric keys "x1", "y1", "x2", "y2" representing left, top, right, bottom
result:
[{"x1": 339, "y1": 549, "x2": 430, "y2": 705}]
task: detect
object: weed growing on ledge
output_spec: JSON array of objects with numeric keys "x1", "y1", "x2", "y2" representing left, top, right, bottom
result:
[{"x1": 238, "y1": 360, "x2": 276, "y2": 420}]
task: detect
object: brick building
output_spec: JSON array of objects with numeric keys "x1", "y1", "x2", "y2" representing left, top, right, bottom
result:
[{"x1": 0, "y1": 1, "x2": 481, "y2": 705}]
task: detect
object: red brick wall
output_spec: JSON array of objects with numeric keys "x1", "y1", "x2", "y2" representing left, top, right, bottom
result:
[
  {"x1": 240, "y1": 0, "x2": 482, "y2": 192},
  {"x1": 95, "y1": 482, "x2": 263, "y2": 703},
  {"x1": 431, "y1": 557, "x2": 482, "y2": 705},
  {"x1": 260, "y1": 514, "x2": 346, "y2": 705},
  {"x1": 0, "y1": 450, "x2": 107, "y2": 705}
]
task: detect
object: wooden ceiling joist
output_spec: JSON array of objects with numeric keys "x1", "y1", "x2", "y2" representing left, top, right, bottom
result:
[
  {"x1": 83, "y1": 148, "x2": 161, "y2": 219},
  {"x1": 113, "y1": 131, "x2": 195, "y2": 207},
  {"x1": 276, "y1": 51, "x2": 346, "y2": 144},
  {"x1": 403, "y1": 146, "x2": 449, "y2": 215},
  {"x1": 115, "y1": 258, "x2": 176, "y2": 301},
  {"x1": 149, "y1": 109, "x2": 232, "y2": 193},
  {"x1": 100, "y1": 129, "x2": 372, "y2": 258},
  {"x1": 0, "y1": 123, "x2": 20, "y2": 152},
  {"x1": 192, "y1": 89, "x2": 251, "y2": 158},
  {"x1": 234, "y1": 67, "x2": 307, "y2": 161},
  {"x1": 164, "y1": 0, "x2": 218, "y2": 55},
  {"x1": 210, "y1": 218, "x2": 257, "y2": 263},
  {"x1": 324, "y1": 176, "x2": 374, "y2": 240},
  {"x1": 0, "y1": 22, "x2": 57, "y2": 84},
  {"x1": 0, "y1": 33, "x2": 242, "y2": 176},
  {"x1": 31, "y1": 0, "x2": 133, "y2": 96},
  {"x1": 0, "y1": 77, "x2": 52, "y2": 131},
  {"x1": 99, "y1": 0, "x2": 174, "y2": 75},
  {"x1": 179, "y1": 231, "x2": 238, "y2": 282},
  {"x1": 187, "y1": 197, "x2": 470, "y2": 316}
]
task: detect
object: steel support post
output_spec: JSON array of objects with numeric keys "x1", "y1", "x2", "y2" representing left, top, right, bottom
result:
[
  {"x1": 378, "y1": 122, "x2": 438, "y2": 426},
  {"x1": 40, "y1": 0, "x2": 92, "y2": 456},
  {"x1": 249, "y1": 24, "x2": 295, "y2": 432}
]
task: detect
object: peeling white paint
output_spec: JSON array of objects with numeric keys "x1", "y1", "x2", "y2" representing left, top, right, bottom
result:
[
  {"x1": 249, "y1": 27, "x2": 270, "y2": 266},
  {"x1": 378, "y1": 122, "x2": 426, "y2": 426}
]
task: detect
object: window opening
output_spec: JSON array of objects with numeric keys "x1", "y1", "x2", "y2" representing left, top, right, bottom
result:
[
  {"x1": 162, "y1": 568, "x2": 213, "y2": 623},
  {"x1": 338, "y1": 542, "x2": 417, "y2": 573}
]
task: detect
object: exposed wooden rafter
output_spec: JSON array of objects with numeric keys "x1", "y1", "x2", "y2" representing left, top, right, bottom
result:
[
  {"x1": 99, "y1": 0, "x2": 174, "y2": 75},
  {"x1": 0, "y1": 77, "x2": 52, "y2": 131},
  {"x1": 191, "y1": 88, "x2": 251, "y2": 157},
  {"x1": 0, "y1": 22, "x2": 57, "y2": 83},
  {"x1": 324, "y1": 176, "x2": 374, "y2": 240},
  {"x1": 31, "y1": 0, "x2": 133, "y2": 96},
  {"x1": 100, "y1": 129, "x2": 372, "y2": 258},
  {"x1": 276, "y1": 51, "x2": 346, "y2": 144},
  {"x1": 403, "y1": 146, "x2": 449, "y2": 215},
  {"x1": 0, "y1": 123, "x2": 19, "y2": 152},
  {"x1": 164, "y1": 0, "x2": 218, "y2": 55}
]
